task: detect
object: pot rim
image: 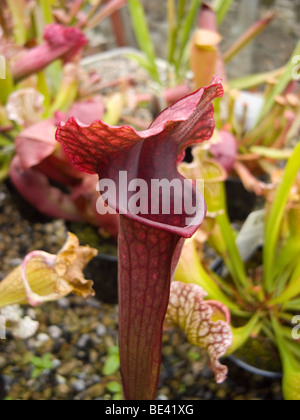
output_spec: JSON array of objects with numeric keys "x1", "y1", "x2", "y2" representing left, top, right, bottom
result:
[{"x1": 227, "y1": 355, "x2": 283, "y2": 379}]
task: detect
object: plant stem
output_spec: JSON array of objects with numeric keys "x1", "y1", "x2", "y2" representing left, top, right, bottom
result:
[
  {"x1": 264, "y1": 141, "x2": 300, "y2": 292},
  {"x1": 216, "y1": 212, "x2": 248, "y2": 288},
  {"x1": 6, "y1": 0, "x2": 28, "y2": 45},
  {"x1": 39, "y1": 0, "x2": 54, "y2": 25}
]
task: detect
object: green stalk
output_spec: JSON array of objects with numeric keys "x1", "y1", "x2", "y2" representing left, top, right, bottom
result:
[
  {"x1": 250, "y1": 147, "x2": 293, "y2": 160},
  {"x1": 273, "y1": 238, "x2": 300, "y2": 280},
  {"x1": 39, "y1": 0, "x2": 54, "y2": 25},
  {"x1": 175, "y1": 0, "x2": 202, "y2": 74},
  {"x1": 270, "y1": 263, "x2": 300, "y2": 305},
  {"x1": 0, "y1": 64, "x2": 14, "y2": 105},
  {"x1": 264, "y1": 141, "x2": 300, "y2": 292},
  {"x1": 283, "y1": 299, "x2": 300, "y2": 311},
  {"x1": 228, "y1": 314, "x2": 261, "y2": 355},
  {"x1": 47, "y1": 76, "x2": 78, "y2": 117},
  {"x1": 127, "y1": 0, "x2": 161, "y2": 84},
  {"x1": 6, "y1": 0, "x2": 28, "y2": 45},
  {"x1": 258, "y1": 41, "x2": 300, "y2": 122},
  {"x1": 167, "y1": 0, "x2": 176, "y2": 64},
  {"x1": 216, "y1": 212, "x2": 248, "y2": 288},
  {"x1": 243, "y1": 104, "x2": 283, "y2": 147},
  {"x1": 37, "y1": 72, "x2": 51, "y2": 116},
  {"x1": 174, "y1": 239, "x2": 242, "y2": 314},
  {"x1": 213, "y1": 0, "x2": 233, "y2": 26},
  {"x1": 271, "y1": 315, "x2": 300, "y2": 400},
  {"x1": 229, "y1": 67, "x2": 285, "y2": 90},
  {"x1": 0, "y1": 153, "x2": 14, "y2": 182},
  {"x1": 168, "y1": 0, "x2": 187, "y2": 65}
]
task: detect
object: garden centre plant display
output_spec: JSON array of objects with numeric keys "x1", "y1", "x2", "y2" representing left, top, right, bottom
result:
[{"x1": 0, "y1": 0, "x2": 300, "y2": 402}]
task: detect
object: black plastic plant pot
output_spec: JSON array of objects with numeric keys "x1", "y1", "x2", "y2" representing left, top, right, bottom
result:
[
  {"x1": 225, "y1": 177, "x2": 256, "y2": 221},
  {"x1": 210, "y1": 258, "x2": 283, "y2": 379},
  {"x1": 84, "y1": 252, "x2": 118, "y2": 305},
  {"x1": 0, "y1": 374, "x2": 6, "y2": 400},
  {"x1": 4, "y1": 179, "x2": 53, "y2": 224},
  {"x1": 226, "y1": 355, "x2": 283, "y2": 380}
]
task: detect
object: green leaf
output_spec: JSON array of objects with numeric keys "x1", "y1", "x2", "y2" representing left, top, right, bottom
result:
[
  {"x1": 6, "y1": 0, "x2": 28, "y2": 45},
  {"x1": 0, "y1": 65, "x2": 15, "y2": 105},
  {"x1": 126, "y1": 53, "x2": 159, "y2": 80},
  {"x1": 127, "y1": 0, "x2": 161, "y2": 84},
  {"x1": 174, "y1": 238, "x2": 241, "y2": 314},
  {"x1": 39, "y1": 0, "x2": 53, "y2": 25},
  {"x1": 284, "y1": 299, "x2": 300, "y2": 311},
  {"x1": 0, "y1": 154, "x2": 13, "y2": 183},
  {"x1": 213, "y1": 0, "x2": 233, "y2": 26},
  {"x1": 31, "y1": 368, "x2": 42, "y2": 379},
  {"x1": 31, "y1": 356, "x2": 45, "y2": 368},
  {"x1": 271, "y1": 316, "x2": 300, "y2": 400},
  {"x1": 112, "y1": 393, "x2": 123, "y2": 400},
  {"x1": 250, "y1": 146, "x2": 293, "y2": 160},
  {"x1": 264, "y1": 141, "x2": 300, "y2": 292},
  {"x1": 258, "y1": 41, "x2": 300, "y2": 121},
  {"x1": 45, "y1": 61, "x2": 63, "y2": 98},
  {"x1": 175, "y1": 0, "x2": 202, "y2": 72},
  {"x1": 108, "y1": 345, "x2": 119, "y2": 356},
  {"x1": 216, "y1": 212, "x2": 248, "y2": 288},
  {"x1": 106, "y1": 381, "x2": 122, "y2": 394},
  {"x1": 37, "y1": 71, "x2": 51, "y2": 115},
  {"x1": 102, "y1": 354, "x2": 120, "y2": 376},
  {"x1": 227, "y1": 314, "x2": 261, "y2": 355},
  {"x1": 271, "y1": 263, "x2": 300, "y2": 305},
  {"x1": 188, "y1": 351, "x2": 201, "y2": 361},
  {"x1": 228, "y1": 67, "x2": 285, "y2": 90}
]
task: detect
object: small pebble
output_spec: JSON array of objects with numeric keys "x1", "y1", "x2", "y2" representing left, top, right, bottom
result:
[
  {"x1": 36, "y1": 333, "x2": 50, "y2": 344},
  {"x1": 0, "y1": 355, "x2": 6, "y2": 369},
  {"x1": 92, "y1": 375, "x2": 101, "y2": 384},
  {"x1": 72, "y1": 379, "x2": 86, "y2": 393},
  {"x1": 85, "y1": 383, "x2": 105, "y2": 398},
  {"x1": 56, "y1": 375, "x2": 66, "y2": 385},
  {"x1": 0, "y1": 192, "x2": 6, "y2": 203},
  {"x1": 77, "y1": 334, "x2": 91, "y2": 349},
  {"x1": 57, "y1": 298, "x2": 70, "y2": 309},
  {"x1": 9, "y1": 258, "x2": 23, "y2": 267},
  {"x1": 27, "y1": 309, "x2": 37, "y2": 319},
  {"x1": 56, "y1": 383, "x2": 71, "y2": 396},
  {"x1": 182, "y1": 373, "x2": 194, "y2": 387},
  {"x1": 95, "y1": 324, "x2": 107, "y2": 337},
  {"x1": 48, "y1": 326, "x2": 63, "y2": 340},
  {"x1": 157, "y1": 395, "x2": 168, "y2": 401},
  {"x1": 52, "y1": 359, "x2": 61, "y2": 369},
  {"x1": 76, "y1": 373, "x2": 87, "y2": 381}
]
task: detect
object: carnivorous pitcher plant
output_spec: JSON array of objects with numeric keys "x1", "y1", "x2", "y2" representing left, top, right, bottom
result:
[{"x1": 56, "y1": 77, "x2": 231, "y2": 400}]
